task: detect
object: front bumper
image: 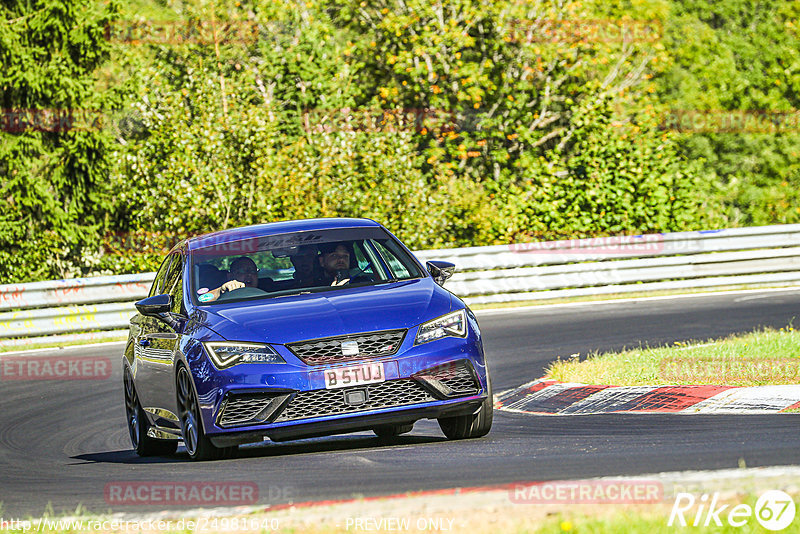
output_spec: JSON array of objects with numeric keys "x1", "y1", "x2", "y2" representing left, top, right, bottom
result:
[
  {"x1": 208, "y1": 395, "x2": 485, "y2": 447},
  {"x1": 187, "y1": 319, "x2": 488, "y2": 444}
]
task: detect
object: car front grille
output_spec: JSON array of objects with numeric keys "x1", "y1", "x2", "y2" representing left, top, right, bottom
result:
[
  {"x1": 286, "y1": 329, "x2": 407, "y2": 365},
  {"x1": 274, "y1": 379, "x2": 435, "y2": 422}
]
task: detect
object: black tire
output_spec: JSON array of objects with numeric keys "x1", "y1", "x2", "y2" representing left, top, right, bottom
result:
[
  {"x1": 124, "y1": 366, "x2": 178, "y2": 457},
  {"x1": 373, "y1": 423, "x2": 414, "y2": 440},
  {"x1": 437, "y1": 374, "x2": 493, "y2": 440},
  {"x1": 176, "y1": 365, "x2": 236, "y2": 461}
]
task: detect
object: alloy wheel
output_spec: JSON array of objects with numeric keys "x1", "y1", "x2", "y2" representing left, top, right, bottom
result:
[
  {"x1": 124, "y1": 368, "x2": 140, "y2": 449},
  {"x1": 176, "y1": 366, "x2": 199, "y2": 456}
]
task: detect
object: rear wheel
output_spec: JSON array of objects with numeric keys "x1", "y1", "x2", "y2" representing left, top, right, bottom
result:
[
  {"x1": 124, "y1": 366, "x2": 178, "y2": 457},
  {"x1": 176, "y1": 366, "x2": 236, "y2": 461},
  {"x1": 437, "y1": 374, "x2": 493, "y2": 440},
  {"x1": 373, "y1": 423, "x2": 414, "y2": 440}
]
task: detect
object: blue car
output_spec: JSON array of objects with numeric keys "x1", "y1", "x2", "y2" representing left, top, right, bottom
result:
[{"x1": 123, "y1": 218, "x2": 492, "y2": 460}]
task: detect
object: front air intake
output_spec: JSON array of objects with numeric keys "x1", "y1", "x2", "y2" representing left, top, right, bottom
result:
[
  {"x1": 217, "y1": 392, "x2": 292, "y2": 428},
  {"x1": 412, "y1": 360, "x2": 481, "y2": 399}
]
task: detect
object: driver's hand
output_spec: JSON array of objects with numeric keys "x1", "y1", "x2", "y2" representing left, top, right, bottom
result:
[{"x1": 220, "y1": 280, "x2": 245, "y2": 294}]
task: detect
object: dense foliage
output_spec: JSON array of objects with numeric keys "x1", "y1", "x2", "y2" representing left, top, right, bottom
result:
[
  {"x1": 655, "y1": 0, "x2": 800, "y2": 227},
  {"x1": 1, "y1": 0, "x2": 115, "y2": 280},
  {"x1": 2, "y1": 0, "x2": 798, "y2": 282}
]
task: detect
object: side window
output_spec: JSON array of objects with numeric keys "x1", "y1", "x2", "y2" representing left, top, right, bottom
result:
[
  {"x1": 162, "y1": 253, "x2": 184, "y2": 313},
  {"x1": 373, "y1": 240, "x2": 413, "y2": 279},
  {"x1": 167, "y1": 255, "x2": 185, "y2": 315},
  {"x1": 148, "y1": 254, "x2": 174, "y2": 297},
  {"x1": 352, "y1": 241, "x2": 376, "y2": 277}
]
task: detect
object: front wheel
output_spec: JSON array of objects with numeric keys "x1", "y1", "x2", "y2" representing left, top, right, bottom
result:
[
  {"x1": 124, "y1": 366, "x2": 178, "y2": 457},
  {"x1": 176, "y1": 366, "x2": 236, "y2": 461},
  {"x1": 437, "y1": 376, "x2": 493, "y2": 440}
]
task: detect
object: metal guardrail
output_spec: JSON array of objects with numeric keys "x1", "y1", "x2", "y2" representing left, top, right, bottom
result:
[
  {"x1": 2, "y1": 224, "x2": 799, "y2": 346},
  {"x1": 0, "y1": 273, "x2": 153, "y2": 310}
]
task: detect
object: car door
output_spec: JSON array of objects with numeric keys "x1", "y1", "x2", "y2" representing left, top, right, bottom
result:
[
  {"x1": 134, "y1": 251, "x2": 184, "y2": 430},
  {"x1": 129, "y1": 252, "x2": 172, "y2": 375}
]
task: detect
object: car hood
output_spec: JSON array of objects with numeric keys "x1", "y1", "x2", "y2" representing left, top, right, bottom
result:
[{"x1": 200, "y1": 279, "x2": 453, "y2": 344}]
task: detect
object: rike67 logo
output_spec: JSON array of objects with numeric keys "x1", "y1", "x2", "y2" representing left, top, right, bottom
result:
[{"x1": 669, "y1": 490, "x2": 795, "y2": 531}]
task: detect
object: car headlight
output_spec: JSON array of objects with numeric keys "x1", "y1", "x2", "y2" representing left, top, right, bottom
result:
[
  {"x1": 415, "y1": 309, "x2": 468, "y2": 345},
  {"x1": 204, "y1": 342, "x2": 286, "y2": 369}
]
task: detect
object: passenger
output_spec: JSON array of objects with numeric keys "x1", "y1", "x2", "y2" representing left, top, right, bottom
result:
[
  {"x1": 288, "y1": 245, "x2": 320, "y2": 288},
  {"x1": 199, "y1": 257, "x2": 259, "y2": 302}
]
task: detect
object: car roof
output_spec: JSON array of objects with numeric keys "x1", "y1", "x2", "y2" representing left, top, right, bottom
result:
[{"x1": 186, "y1": 218, "x2": 383, "y2": 251}]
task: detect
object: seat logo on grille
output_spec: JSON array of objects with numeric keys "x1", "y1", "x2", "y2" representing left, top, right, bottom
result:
[{"x1": 341, "y1": 340, "x2": 359, "y2": 356}]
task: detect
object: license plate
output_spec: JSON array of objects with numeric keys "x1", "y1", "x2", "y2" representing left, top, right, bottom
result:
[{"x1": 324, "y1": 362, "x2": 385, "y2": 389}]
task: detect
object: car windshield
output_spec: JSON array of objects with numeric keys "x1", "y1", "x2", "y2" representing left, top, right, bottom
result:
[{"x1": 190, "y1": 227, "x2": 425, "y2": 305}]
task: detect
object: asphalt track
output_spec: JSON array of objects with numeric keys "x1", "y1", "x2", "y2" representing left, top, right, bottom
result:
[{"x1": 1, "y1": 289, "x2": 800, "y2": 517}]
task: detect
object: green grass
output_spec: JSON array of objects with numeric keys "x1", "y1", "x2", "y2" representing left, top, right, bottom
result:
[
  {"x1": 7, "y1": 491, "x2": 800, "y2": 534},
  {"x1": 546, "y1": 326, "x2": 800, "y2": 387},
  {"x1": 534, "y1": 500, "x2": 800, "y2": 533}
]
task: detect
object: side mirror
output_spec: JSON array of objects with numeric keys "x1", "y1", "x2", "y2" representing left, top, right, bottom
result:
[
  {"x1": 135, "y1": 294, "x2": 173, "y2": 317},
  {"x1": 426, "y1": 260, "x2": 455, "y2": 286}
]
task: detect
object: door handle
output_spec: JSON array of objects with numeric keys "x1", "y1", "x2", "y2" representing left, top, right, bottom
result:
[{"x1": 144, "y1": 333, "x2": 178, "y2": 340}]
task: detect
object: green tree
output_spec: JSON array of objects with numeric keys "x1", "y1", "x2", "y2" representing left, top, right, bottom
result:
[
  {"x1": 36, "y1": 0, "x2": 740, "y2": 280},
  {"x1": 654, "y1": 0, "x2": 800, "y2": 226},
  {"x1": 0, "y1": 0, "x2": 116, "y2": 282},
  {"x1": 332, "y1": 0, "x2": 709, "y2": 241}
]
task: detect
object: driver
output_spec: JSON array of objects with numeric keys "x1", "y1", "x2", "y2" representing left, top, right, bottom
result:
[{"x1": 200, "y1": 257, "x2": 259, "y2": 302}]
